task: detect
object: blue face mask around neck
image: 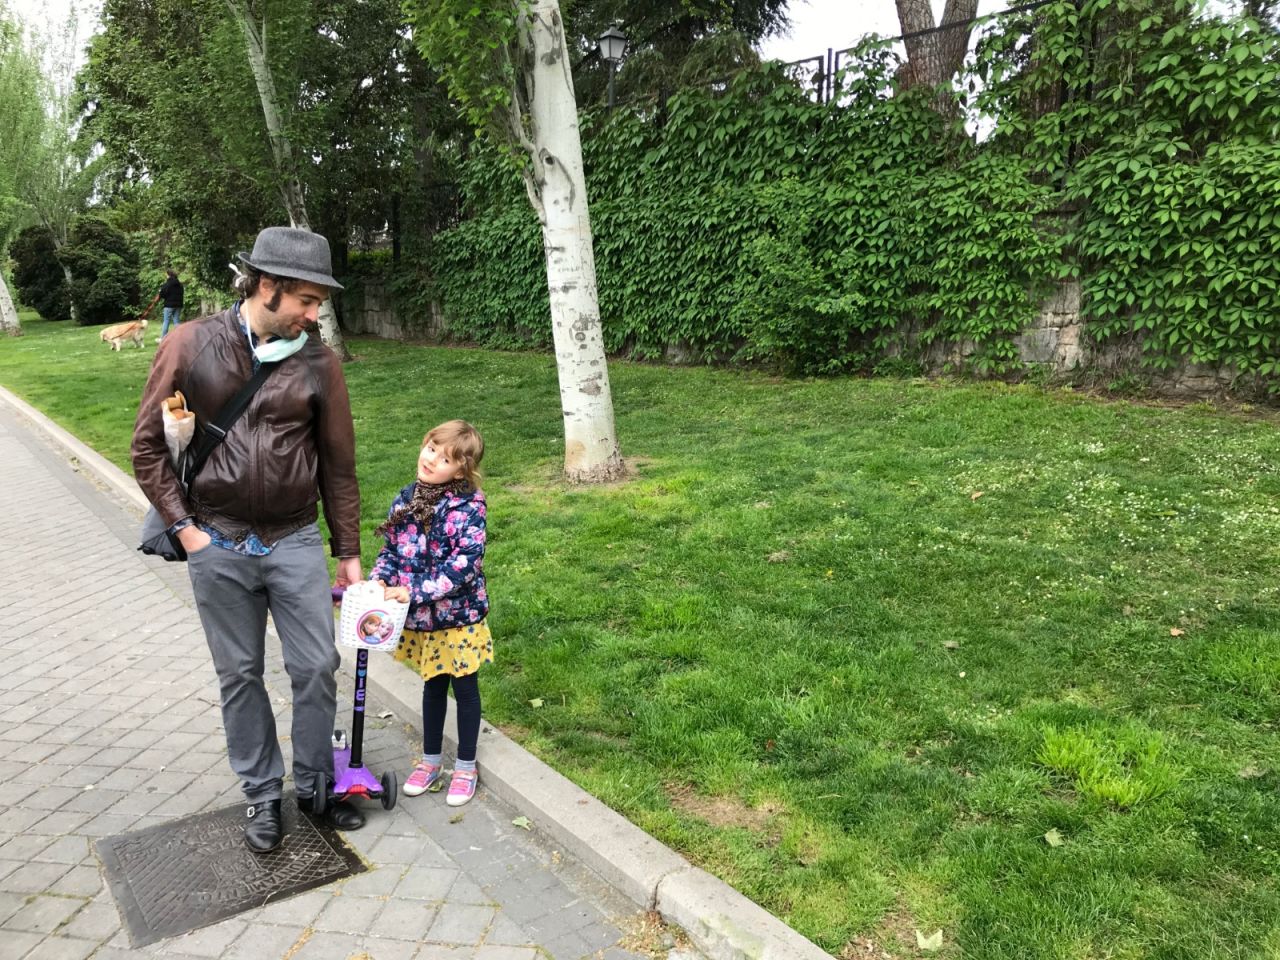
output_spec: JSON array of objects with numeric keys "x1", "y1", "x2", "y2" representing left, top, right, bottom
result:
[
  {"x1": 253, "y1": 331, "x2": 308, "y2": 364},
  {"x1": 237, "y1": 300, "x2": 309, "y2": 363}
]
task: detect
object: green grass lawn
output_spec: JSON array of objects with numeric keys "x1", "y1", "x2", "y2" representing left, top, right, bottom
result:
[{"x1": 4, "y1": 311, "x2": 1280, "y2": 959}]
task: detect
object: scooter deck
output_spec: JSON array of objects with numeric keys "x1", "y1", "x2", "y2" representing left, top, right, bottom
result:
[{"x1": 332, "y1": 745, "x2": 386, "y2": 798}]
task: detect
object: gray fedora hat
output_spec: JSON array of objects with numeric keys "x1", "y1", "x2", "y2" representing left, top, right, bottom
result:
[{"x1": 236, "y1": 226, "x2": 344, "y2": 290}]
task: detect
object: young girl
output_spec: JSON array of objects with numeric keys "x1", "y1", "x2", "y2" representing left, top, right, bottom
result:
[{"x1": 371, "y1": 420, "x2": 490, "y2": 806}]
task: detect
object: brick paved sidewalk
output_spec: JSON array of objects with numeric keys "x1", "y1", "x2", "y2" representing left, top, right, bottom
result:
[{"x1": 0, "y1": 400, "x2": 653, "y2": 960}]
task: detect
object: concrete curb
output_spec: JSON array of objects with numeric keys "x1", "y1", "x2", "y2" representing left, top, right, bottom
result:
[
  {"x1": 0, "y1": 382, "x2": 833, "y2": 960},
  {"x1": 0, "y1": 386, "x2": 150, "y2": 513}
]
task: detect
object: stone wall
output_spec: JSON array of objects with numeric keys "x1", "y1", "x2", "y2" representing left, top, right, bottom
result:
[
  {"x1": 341, "y1": 280, "x2": 445, "y2": 342},
  {"x1": 1014, "y1": 281, "x2": 1243, "y2": 395},
  {"x1": 1014, "y1": 281, "x2": 1085, "y2": 370},
  {"x1": 916, "y1": 280, "x2": 1245, "y2": 396},
  {"x1": 346, "y1": 278, "x2": 1251, "y2": 397}
]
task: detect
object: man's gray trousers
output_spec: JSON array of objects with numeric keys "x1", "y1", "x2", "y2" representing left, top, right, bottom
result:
[{"x1": 186, "y1": 523, "x2": 339, "y2": 804}]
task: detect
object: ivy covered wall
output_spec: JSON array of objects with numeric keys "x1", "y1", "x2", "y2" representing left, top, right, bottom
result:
[{"x1": 348, "y1": 0, "x2": 1280, "y2": 388}]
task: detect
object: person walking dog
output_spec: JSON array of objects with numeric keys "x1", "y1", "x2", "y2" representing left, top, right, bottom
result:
[
  {"x1": 131, "y1": 227, "x2": 365, "y2": 852},
  {"x1": 158, "y1": 269, "x2": 184, "y2": 338}
]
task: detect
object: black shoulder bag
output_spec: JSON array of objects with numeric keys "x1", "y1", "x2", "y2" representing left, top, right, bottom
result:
[{"x1": 138, "y1": 362, "x2": 278, "y2": 562}]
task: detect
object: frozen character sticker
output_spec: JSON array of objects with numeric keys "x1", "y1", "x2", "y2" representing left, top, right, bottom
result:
[{"x1": 357, "y1": 611, "x2": 396, "y2": 647}]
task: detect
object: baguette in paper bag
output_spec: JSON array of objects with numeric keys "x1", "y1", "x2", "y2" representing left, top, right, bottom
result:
[{"x1": 161, "y1": 390, "x2": 195, "y2": 468}]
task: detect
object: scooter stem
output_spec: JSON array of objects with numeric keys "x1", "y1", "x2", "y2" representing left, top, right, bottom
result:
[{"x1": 350, "y1": 647, "x2": 368, "y2": 768}]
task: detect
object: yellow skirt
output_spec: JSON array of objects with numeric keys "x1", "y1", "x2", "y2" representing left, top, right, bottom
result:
[{"x1": 394, "y1": 619, "x2": 493, "y2": 679}]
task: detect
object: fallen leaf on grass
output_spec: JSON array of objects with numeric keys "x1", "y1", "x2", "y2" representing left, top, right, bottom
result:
[
  {"x1": 767, "y1": 551, "x2": 790, "y2": 563},
  {"x1": 915, "y1": 929, "x2": 944, "y2": 952},
  {"x1": 942, "y1": 640, "x2": 960, "y2": 650},
  {"x1": 1169, "y1": 627, "x2": 1185, "y2": 637},
  {"x1": 528, "y1": 698, "x2": 544, "y2": 708},
  {"x1": 1238, "y1": 765, "x2": 1266, "y2": 779},
  {"x1": 970, "y1": 490, "x2": 984, "y2": 501},
  {"x1": 512, "y1": 816, "x2": 532, "y2": 830},
  {"x1": 1044, "y1": 828, "x2": 1065, "y2": 847}
]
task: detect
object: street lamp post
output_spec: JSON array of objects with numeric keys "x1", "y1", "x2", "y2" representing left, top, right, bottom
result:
[{"x1": 597, "y1": 25, "x2": 628, "y2": 113}]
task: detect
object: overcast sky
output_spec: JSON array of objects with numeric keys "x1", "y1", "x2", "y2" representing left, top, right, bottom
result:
[
  {"x1": 10, "y1": 0, "x2": 93, "y2": 40},
  {"x1": 9, "y1": 0, "x2": 98, "y2": 75}
]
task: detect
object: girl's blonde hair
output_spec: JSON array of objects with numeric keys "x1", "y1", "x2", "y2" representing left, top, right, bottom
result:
[{"x1": 424, "y1": 419, "x2": 484, "y2": 490}]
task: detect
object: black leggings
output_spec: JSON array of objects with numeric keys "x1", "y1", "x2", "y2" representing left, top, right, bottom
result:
[{"x1": 422, "y1": 672, "x2": 481, "y2": 763}]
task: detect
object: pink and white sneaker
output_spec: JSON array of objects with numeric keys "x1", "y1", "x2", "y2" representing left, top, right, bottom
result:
[
  {"x1": 403, "y1": 761, "x2": 442, "y2": 797},
  {"x1": 446, "y1": 768, "x2": 478, "y2": 807}
]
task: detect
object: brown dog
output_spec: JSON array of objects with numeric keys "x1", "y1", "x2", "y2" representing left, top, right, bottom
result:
[{"x1": 100, "y1": 319, "x2": 148, "y2": 351}]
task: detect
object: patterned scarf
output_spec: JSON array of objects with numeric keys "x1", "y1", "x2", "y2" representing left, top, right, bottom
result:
[{"x1": 375, "y1": 479, "x2": 468, "y2": 538}]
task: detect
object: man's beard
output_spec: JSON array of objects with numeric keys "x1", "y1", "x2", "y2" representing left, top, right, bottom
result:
[{"x1": 259, "y1": 290, "x2": 306, "y2": 340}]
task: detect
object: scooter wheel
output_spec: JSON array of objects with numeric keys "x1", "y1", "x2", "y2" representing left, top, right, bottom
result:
[
  {"x1": 311, "y1": 783, "x2": 329, "y2": 816},
  {"x1": 380, "y1": 771, "x2": 398, "y2": 811}
]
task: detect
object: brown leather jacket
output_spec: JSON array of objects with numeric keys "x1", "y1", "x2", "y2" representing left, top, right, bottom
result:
[{"x1": 130, "y1": 306, "x2": 361, "y2": 556}]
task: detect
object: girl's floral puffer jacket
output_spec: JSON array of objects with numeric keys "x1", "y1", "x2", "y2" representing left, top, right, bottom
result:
[{"x1": 369, "y1": 483, "x2": 488, "y2": 632}]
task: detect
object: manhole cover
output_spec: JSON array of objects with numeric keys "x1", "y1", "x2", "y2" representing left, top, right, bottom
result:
[{"x1": 96, "y1": 797, "x2": 365, "y2": 946}]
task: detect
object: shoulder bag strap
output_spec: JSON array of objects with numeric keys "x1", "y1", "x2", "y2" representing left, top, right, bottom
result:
[{"x1": 182, "y1": 361, "x2": 280, "y2": 485}]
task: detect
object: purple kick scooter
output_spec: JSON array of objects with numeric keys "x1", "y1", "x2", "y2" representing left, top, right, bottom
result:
[{"x1": 313, "y1": 586, "x2": 398, "y2": 816}]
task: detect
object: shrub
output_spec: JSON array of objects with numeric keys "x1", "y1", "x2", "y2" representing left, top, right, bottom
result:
[
  {"x1": 9, "y1": 226, "x2": 70, "y2": 321},
  {"x1": 57, "y1": 216, "x2": 142, "y2": 327}
]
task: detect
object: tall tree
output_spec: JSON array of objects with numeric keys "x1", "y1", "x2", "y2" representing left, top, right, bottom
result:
[
  {"x1": 0, "y1": 6, "x2": 45, "y2": 334},
  {"x1": 222, "y1": 0, "x2": 348, "y2": 358},
  {"x1": 407, "y1": 0, "x2": 625, "y2": 483},
  {"x1": 83, "y1": 0, "x2": 275, "y2": 285},
  {"x1": 9, "y1": 6, "x2": 92, "y2": 325},
  {"x1": 25, "y1": 94, "x2": 90, "y2": 324},
  {"x1": 83, "y1": 0, "x2": 431, "y2": 348}
]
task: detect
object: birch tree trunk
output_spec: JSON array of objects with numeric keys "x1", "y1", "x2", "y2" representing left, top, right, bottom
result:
[
  {"x1": 516, "y1": 0, "x2": 624, "y2": 482},
  {"x1": 0, "y1": 268, "x2": 21, "y2": 336},
  {"x1": 57, "y1": 258, "x2": 77, "y2": 324},
  {"x1": 226, "y1": 0, "x2": 350, "y2": 360}
]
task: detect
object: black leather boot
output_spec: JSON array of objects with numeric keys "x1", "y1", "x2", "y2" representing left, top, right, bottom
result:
[
  {"x1": 295, "y1": 791, "x2": 366, "y2": 830},
  {"x1": 323, "y1": 799, "x2": 366, "y2": 830},
  {"x1": 244, "y1": 798, "x2": 283, "y2": 852}
]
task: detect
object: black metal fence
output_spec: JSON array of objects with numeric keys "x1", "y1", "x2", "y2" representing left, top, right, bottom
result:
[{"x1": 778, "y1": 0, "x2": 1061, "y2": 104}]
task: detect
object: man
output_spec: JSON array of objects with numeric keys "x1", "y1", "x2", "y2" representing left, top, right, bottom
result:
[
  {"x1": 131, "y1": 227, "x2": 364, "y2": 852},
  {"x1": 158, "y1": 268, "x2": 184, "y2": 338}
]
